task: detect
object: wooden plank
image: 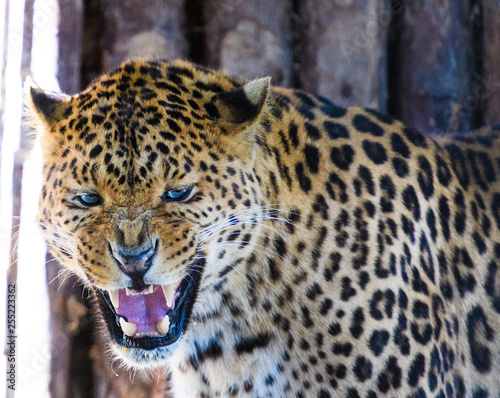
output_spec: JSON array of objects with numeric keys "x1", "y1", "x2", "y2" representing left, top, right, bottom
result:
[
  {"x1": 389, "y1": 0, "x2": 478, "y2": 133},
  {"x1": 101, "y1": 0, "x2": 187, "y2": 72},
  {"x1": 58, "y1": 0, "x2": 84, "y2": 93},
  {"x1": 296, "y1": 0, "x2": 390, "y2": 109},
  {"x1": 482, "y1": 0, "x2": 500, "y2": 126},
  {"x1": 204, "y1": 0, "x2": 293, "y2": 86}
]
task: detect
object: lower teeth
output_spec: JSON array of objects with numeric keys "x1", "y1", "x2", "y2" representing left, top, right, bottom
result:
[
  {"x1": 156, "y1": 314, "x2": 170, "y2": 335},
  {"x1": 119, "y1": 317, "x2": 137, "y2": 337}
]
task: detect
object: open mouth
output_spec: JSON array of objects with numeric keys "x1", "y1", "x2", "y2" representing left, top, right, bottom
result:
[{"x1": 96, "y1": 258, "x2": 205, "y2": 351}]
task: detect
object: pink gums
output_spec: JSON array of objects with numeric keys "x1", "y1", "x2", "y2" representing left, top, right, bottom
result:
[{"x1": 116, "y1": 285, "x2": 168, "y2": 336}]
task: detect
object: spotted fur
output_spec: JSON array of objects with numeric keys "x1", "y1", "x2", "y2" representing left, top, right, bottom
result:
[{"x1": 28, "y1": 60, "x2": 500, "y2": 397}]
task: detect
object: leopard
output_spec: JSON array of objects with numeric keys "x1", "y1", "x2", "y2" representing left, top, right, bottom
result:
[{"x1": 27, "y1": 59, "x2": 500, "y2": 398}]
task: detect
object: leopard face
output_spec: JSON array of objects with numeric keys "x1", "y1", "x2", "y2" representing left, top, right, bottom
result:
[
  {"x1": 29, "y1": 61, "x2": 272, "y2": 366},
  {"x1": 28, "y1": 60, "x2": 500, "y2": 397}
]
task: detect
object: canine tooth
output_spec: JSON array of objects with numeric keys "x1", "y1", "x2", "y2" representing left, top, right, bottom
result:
[
  {"x1": 109, "y1": 290, "x2": 119, "y2": 309},
  {"x1": 156, "y1": 314, "x2": 170, "y2": 335},
  {"x1": 126, "y1": 287, "x2": 132, "y2": 296},
  {"x1": 148, "y1": 285, "x2": 154, "y2": 294},
  {"x1": 162, "y1": 284, "x2": 176, "y2": 307},
  {"x1": 119, "y1": 318, "x2": 137, "y2": 337}
]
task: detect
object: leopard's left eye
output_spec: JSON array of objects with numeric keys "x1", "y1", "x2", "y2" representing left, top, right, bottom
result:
[{"x1": 162, "y1": 186, "x2": 194, "y2": 203}]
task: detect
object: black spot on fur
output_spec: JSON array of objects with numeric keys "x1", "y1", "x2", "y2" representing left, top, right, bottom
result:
[
  {"x1": 403, "y1": 127, "x2": 427, "y2": 148},
  {"x1": 89, "y1": 145, "x2": 103, "y2": 159},
  {"x1": 353, "y1": 356, "x2": 373, "y2": 381},
  {"x1": 330, "y1": 145, "x2": 355, "y2": 170},
  {"x1": 402, "y1": 186, "x2": 420, "y2": 221},
  {"x1": 304, "y1": 145, "x2": 320, "y2": 173},
  {"x1": 234, "y1": 332, "x2": 273, "y2": 354},
  {"x1": 321, "y1": 103, "x2": 347, "y2": 118},
  {"x1": 362, "y1": 140, "x2": 387, "y2": 164},
  {"x1": 305, "y1": 122, "x2": 321, "y2": 140},
  {"x1": 467, "y1": 306, "x2": 494, "y2": 373},
  {"x1": 295, "y1": 162, "x2": 312, "y2": 192},
  {"x1": 408, "y1": 353, "x2": 426, "y2": 386},
  {"x1": 392, "y1": 157, "x2": 409, "y2": 177},
  {"x1": 156, "y1": 142, "x2": 170, "y2": 154},
  {"x1": 289, "y1": 122, "x2": 299, "y2": 148},
  {"x1": 324, "y1": 121, "x2": 349, "y2": 139},
  {"x1": 417, "y1": 156, "x2": 434, "y2": 199},
  {"x1": 369, "y1": 330, "x2": 389, "y2": 356},
  {"x1": 353, "y1": 114, "x2": 384, "y2": 137},
  {"x1": 445, "y1": 144, "x2": 469, "y2": 189},
  {"x1": 436, "y1": 154, "x2": 452, "y2": 187},
  {"x1": 391, "y1": 133, "x2": 410, "y2": 158}
]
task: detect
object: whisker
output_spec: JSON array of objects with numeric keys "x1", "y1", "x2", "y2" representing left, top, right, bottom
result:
[{"x1": 197, "y1": 241, "x2": 281, "y2": 260}]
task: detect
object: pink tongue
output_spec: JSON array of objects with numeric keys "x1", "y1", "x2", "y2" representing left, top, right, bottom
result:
[{"x1": 116, "y1": 285, "x2": 168, "y2": 336}]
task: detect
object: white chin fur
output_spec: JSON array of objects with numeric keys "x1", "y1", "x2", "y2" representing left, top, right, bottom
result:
[{"x1": 109, "y1": 340, "x2": 180, "y2": 370}]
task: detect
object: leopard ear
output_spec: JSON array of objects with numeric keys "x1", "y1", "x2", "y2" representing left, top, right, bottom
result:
[
  {"x1": 214, "y1": 77, "x2": 271, "y2": 130},
  {"x1": 25, "y1": 78, "x2": 71, "y2": 127}
]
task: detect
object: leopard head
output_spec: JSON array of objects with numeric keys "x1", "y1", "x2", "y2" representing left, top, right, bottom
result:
[{"x1": 26, "y1": 60, "x2": 272, "y2": 367}]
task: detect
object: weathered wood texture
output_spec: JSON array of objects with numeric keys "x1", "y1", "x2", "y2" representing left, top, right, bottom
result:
[
  {"x1": 296, "y1": 0, "x2": 390, "y2": 110},
  {"x1": 100, "y1": 0, "x2": 187, "y2": 72},
  {"x1": 389, "y1": 0, "x2": 482, "y2": 133},
  {"x1": 203, "y1": 0, "x2": 293, "y2": 86},
  {"x1": 58, "y1": 0, "x2": 84, "y2": 93},
  {"x1": 482, "y1": 0, "x2": 500, "y2": 126},
  {"x1": 3, "y1": 0, "x2": 498, "y2": 397}
]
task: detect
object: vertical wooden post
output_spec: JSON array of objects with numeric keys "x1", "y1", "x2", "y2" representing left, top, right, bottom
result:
[
  {"x1": 389, "y1": 0, "x2": 480, "y2": 133},
  {"x1": 296, "y1": 0, "x2": 390, "y2": 109},
  {"x1": 58, "y1": 0, "x2": 84, "y2": 93},
  {"x1": 101, "y1": 0, "x2": 187, "y2": 72},
  {"x1": 204, "y1": 0, "x2": 293, "y2": 86},
  {"x1": 481, "y1": 0, "x2": 500, "y2": 126}
]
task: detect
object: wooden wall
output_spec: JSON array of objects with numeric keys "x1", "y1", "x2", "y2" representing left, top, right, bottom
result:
[{"x1": 5, "y1": 0, "x2": 500, "y2": 396}]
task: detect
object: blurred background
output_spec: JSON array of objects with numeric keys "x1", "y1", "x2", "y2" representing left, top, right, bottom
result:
[{"x1": 1, "y1": 0, "x2": 500, "y2": 397}]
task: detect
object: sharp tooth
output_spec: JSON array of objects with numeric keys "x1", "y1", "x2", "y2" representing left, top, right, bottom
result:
[
  {"x1": 148, "y1": 285, "x2": 154, "y2": 294},
  {"x1": 162, "y1": 284, "x2": 176, "y2": 307},
  {"x1": 126, "y1": 287, "x2": 132, "y2": 296},
  {"x1": 156, "y1": 314, "x2": 170, "y2": 335},
  {"x1": 109, "y1": 290, "x2": 119, "y2": 309},
  {"x1": 119, "y1": 318, "x2": 137, "y2": 337}
]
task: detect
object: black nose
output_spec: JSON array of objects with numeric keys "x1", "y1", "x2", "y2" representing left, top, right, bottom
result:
[{"x1": 111, "y1": 242, "x2": 156, "y2": 291}]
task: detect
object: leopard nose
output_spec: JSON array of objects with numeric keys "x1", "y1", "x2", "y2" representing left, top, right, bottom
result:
[
  {"x1": 111, "y1": 242, "x2": 156, "y2": 288},
  {"x1": 114, "y1": 246, "x2": 155, "y2": 272}
]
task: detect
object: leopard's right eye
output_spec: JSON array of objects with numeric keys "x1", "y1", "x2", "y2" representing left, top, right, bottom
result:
[{"x1": 75, "y1": 194, "x2": 103, "y2": 207}]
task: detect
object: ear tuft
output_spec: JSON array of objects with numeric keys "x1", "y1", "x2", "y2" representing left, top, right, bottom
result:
[
  {"x1": 25, "y1": 77, "x2": 71, "y2": 126},
  {"x1": 215, "y1": 77, "x2": 271, "y2": 125}
]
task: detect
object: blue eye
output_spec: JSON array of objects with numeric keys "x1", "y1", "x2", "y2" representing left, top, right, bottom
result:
[
  {"x1": 162, "y1": 187, "x2": 193, "y2": 202},
  {"x1": 76, "y1": 194, "x2": 102, "y2": 207}
]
